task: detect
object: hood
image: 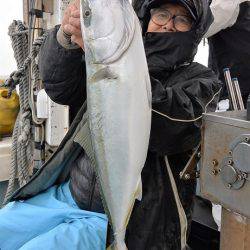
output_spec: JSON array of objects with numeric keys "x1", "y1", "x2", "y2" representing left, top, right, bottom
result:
[
  {"x1": 133, "y1": 0, "x2": 213, "y2": 71},
  {"x1": 133, "y1": 0, "x2": 213, "y2": 38}
]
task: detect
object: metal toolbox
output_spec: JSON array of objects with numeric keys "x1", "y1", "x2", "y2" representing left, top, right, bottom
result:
[{"x1": 200, "y1": 110, "x2": 250, "y2": 218}]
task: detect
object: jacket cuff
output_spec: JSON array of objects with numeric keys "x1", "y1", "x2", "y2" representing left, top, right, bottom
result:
[{"x1": 56, "y1": 26, "x2": 80, "y2": 50}]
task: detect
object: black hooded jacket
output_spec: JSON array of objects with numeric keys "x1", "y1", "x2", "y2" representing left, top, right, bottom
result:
[
  {"x1": 38, "y1": 0, "x2": 221, "y2": 249},
  {"x1": 208, "y1": 1, "x2": 250, "y2": 103}
]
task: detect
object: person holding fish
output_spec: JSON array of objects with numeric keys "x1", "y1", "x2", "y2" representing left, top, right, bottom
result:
[{"x1": 0, "y1": 0, "x2": 222, "y2": 249}]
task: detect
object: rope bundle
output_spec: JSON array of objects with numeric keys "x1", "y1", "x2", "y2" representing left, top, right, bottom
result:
[{"x1": 3, "y1": 20, "x2": 47, "y2": 204}]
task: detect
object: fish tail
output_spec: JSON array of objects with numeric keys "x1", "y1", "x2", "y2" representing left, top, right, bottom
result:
[
  {"x1": 111, "y1": 240, "x2": 127, "y2": 250},
  {"x1": 111, "y1": 230, "x2": 127, "y2": 250}
]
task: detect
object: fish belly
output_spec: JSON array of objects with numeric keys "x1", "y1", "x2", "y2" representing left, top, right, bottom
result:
[{"x1": 87, "y1": 14, "x2": 151, "y2": 250}]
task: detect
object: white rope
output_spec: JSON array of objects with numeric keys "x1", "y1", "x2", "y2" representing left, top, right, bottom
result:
[{"x1": 152, "y1": 87, "x2": 222, "y2": 123}]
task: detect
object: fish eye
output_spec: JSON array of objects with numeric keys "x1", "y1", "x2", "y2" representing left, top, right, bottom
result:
[{"x1": 84, "y1": 9, "x2": 91, "y2": 17}]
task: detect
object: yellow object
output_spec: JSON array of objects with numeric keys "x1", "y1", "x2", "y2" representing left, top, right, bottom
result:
[{"x1": 0, "y1": 88, "x2": 20, "y2": 136}]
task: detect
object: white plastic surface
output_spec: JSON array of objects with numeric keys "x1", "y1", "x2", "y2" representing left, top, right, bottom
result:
[
  {"x1": 37, "y1": 89, "x2": 69, "y2": 147},
  {"x1": 217, "y1": 99, "x2": 230, "y2": 112},
  {"x1": 46, "y1": 97, "x2": 69, "y2": 147},
  {"x1": 212, "y1": 204, "x2": 222, "y2": 231},
  {"x1": 37, "y1": 89, "x2": 48, "y2": 118},
  {"x1": 0, "y1": 137, "x2": 12, "y2": 182}
]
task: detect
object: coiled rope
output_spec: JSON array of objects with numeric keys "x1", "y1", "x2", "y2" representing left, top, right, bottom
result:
[{"x1": 2, "y1": 20, "x2": 47, "y2": 204}]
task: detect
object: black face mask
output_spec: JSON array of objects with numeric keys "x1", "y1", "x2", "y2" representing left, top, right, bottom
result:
[{"x1": 144, "y1": 30, "x2": 198, "y2": 73}]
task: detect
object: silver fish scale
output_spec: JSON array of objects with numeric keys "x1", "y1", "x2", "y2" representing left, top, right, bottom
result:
[{"x1": 80, "y1": 0, "x2": 152, "y2": 249}]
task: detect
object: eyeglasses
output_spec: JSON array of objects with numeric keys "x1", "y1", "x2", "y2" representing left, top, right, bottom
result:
[{"x1": 150, "y1": 8, "x2": 194, "y2": 32}]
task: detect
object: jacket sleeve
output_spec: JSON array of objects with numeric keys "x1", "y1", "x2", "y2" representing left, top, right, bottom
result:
[
  {"x1": 205, "y1": 0, "x2": 246, "y2": 37},
  {"x1": 38, "y1": 25, "x2": 86, "y2": 110},
  {"x1": 149, "y1": 63, "x2": 222, "y2": 155}
]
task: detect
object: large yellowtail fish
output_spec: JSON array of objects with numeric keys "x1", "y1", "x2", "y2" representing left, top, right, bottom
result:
[{"x1": 80, "y1": 0, "x2": 152, "y2": 248}]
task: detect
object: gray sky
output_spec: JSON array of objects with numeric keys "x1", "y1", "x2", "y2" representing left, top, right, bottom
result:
[{"x1": 0, "y1": 1, "x2": 23, "y2": 77}]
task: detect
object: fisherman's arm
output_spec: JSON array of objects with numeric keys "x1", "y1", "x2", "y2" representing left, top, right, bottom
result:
[
  {"x1": 39, "y1": 0, "x2": 86, "y2": 109},
  {"x1": 149, "y1": 63, "x2": 222, "y2": 155},
  {"x1": 39, "y1": 25, "x2": 86, "y2": 108}
]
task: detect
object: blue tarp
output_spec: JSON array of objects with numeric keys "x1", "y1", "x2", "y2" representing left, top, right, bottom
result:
[{"x1": 0, "y1": 182, "x2": 108, "y2": 250}]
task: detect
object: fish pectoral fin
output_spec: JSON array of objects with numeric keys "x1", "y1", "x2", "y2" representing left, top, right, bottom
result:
[
  {"x1": 135, "y1": 176, "x2": 142, "y2": 201},
  {"x1": 89, "y1": 67, "x2": 118, "y2": 83}
]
